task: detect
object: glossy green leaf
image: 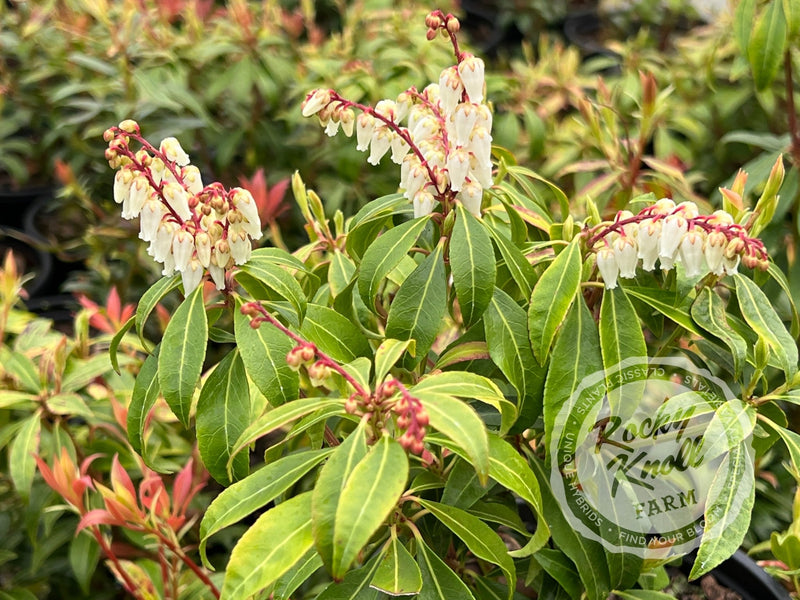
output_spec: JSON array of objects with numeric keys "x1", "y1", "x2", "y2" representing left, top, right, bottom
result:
[
  {"x1": 332, "y1": 436, "x2": 409, "y2": 579},
  {"x1": 196, "y1": 351, "x2": 250, "y2": 486},
  {"x1": 416, "y1": 499, "x2": 516, "y2": 600},
  {"x1": 200, "y1": 448, "x2": 332, "y2": 568},
  {"x1": 691, "y1": 288, "x2": 747, "y2": 379},
  {"x1": 487, "y1": 225, "x2": 535, "y2": 297},
  {"x1": 300, "y1": 304, "x2": 371, "y2": 363},
  {"x1": 135, "y1": 274, "x2": 180, "y2": 349},
  {"x1": 734, "y1": 273, "x2": 798, "y2": 380},
  {"x1": 221, "y1": 492, "x2": 314, "y2": 599},
  {"x1": 411, "y1": 371, "x2": 516, "y2": 435},
  {"x1": 109, "y1": 315, "x2": 135, "y2": 374},
  {"x1": 528, "y1": 237, "x2": 582, "y2": 364},
  {"x1": 127, "y1": 347, "x2": 160, "y2": 456},
  {"x1": 543, "y1": 299, "x2": 602, "y2": 448},
  {"x1": 766, "y1": 261, "x2": 800, "y2": 338},
  {"x1": 46, "y1": 393, "x2": 92, "y2": 418},
  {"x1": 317, "y1": 555, "x2": 384, "y2": 600},
  {"x1": 370, "y1": 535, "x2": 422, "y2": 595},
  {"x1": 0, "y1": 391, "x2": 36, "y2": 410},
  {"x1": 485, "y1": 287, "x2": 546, "y2": 429},
  {"x1": 416, "y1": 537, "x2": 476, "y2": 600},
  {"x1": 760, "y1": 415, "x2": 800, "y2": 483},
  {"x1": 10, "y1": 411, "x2": 41, "y2": 499},
  {"x1": 158, "y1": 284, "x2": 207, "y2": 427},
  {"x1": 347, "y1": 193, "x2": 413, "y2": 259},
  {"x1": 529, "y1": 455, "x2": 611, "y2": 600},
  {"x1": 1, "y1": 352, "x2": 39, "y2": 393},
  {"x1": 330, "y1": 250, "x2": 356, "y2": 299},
  {"x1": 451, "y1": 205, "x2": 496, "y2": 327},
  {"x1": 385, "y1": 243, "x2": 447, "y2": 366},
  {"x1": 313, "y1": 422, "x2": 369, "y2": 571},
  {"x1": 249, "y1": 247, "x2": 310, "y2": 274},
  {"x1": 748, "y1": 0, "x2": 787, "y2": 90},
  {"x1": 358, "y1": 216, "x2": 430, "y2": 311},
  {"x1": 374, "y1": 339, "x2": 415, "y2": 385},
  {"x1": 237, "y1": 258, "x2": 307, "y2": 321},
  {"x1": 534, "y1": 549, "x2": 581, "y2": 600},
  {"x1": 441, "y1": 457, "x2": 487, "y2": 509},
  {"x1": 623, "y1": 286, "x2": 699, "y2": 335},
  {"x1": 468, "y1": 500, "x2": 528, "y2": 535},
  {"x1": 414, "y1": 390, "x2": 489, "y2": 484},
  {"x1": 230, "y1": 397, "x2": 344, "y2": 468},
  {"x1": 234, "y1": 298, "x2": 297, "y2": 406},
  {"x1": 689, "y1": 443, "x2": 755, "y2": 579},
  {"x1": 273, "y1": 550, "x2": 323, "y2": 600},
  {"x1": 69, "y1": 531, "x2": 100, "y2": 596}
]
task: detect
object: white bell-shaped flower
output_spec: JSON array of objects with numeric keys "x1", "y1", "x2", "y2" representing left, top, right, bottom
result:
[
  {"x1": 705, "y1": 231, "x2": 727, "y2": 276},
  {"x1": 467, "y1": 127, "x2": 492, "y2": 166},
  {"x1": 229, "y1": 228, "x2": 252, "y2": 265},
  {"x1": 406, "y1": 105, "x2": 428, "y2": 136},
  {"x1": 679, "y1": 229, "x2": 705, "y2": 278},
  {"x1": 181, "y1": 257, "x2": 204, "y2": 294},
  {"x1": 162, "y1": 182, "x2": 192, "y2": 221},
  {"x1": 161, "y1": 251, "x2": 176, "y2": 277},
  {"x1": 195, "y1": 231, "x2": 211, "y2": 268},
  {"x1": 457, "y1": 54, "x2": 485, "y2": 103},
  {"x1": 213, "y1": 239, "x2": 231, "y2": 270},
  {"x1": 231, "y1": 188, "x2": 262, "y2": 239},
  {"x1": 475, "y1": 104, "x2": 492, "y2": 133},
  {"x1": 614, "y1": 236, "x2": 638, "y2": 279},
  {"x1": 160, "y1": 137, "x2": 191, "y2": 167},
  {"x1": 301, "y1": 89, "x2": 331, "y2": 117},
  {"x1": 114, "y1": 169, "x2": 133, "y2": 205},
  {"x1": 438, "y1": 66, "x2": 464, "y2": 115},
  {"x1": 446, "y1": 147, "x2": 470, "y2": 192},
  {"x1": 453, "y1": 103, "x2": 479, "y2": 146},
  {"x1": 596, "y1": 246, "x2": 619, "y2": 289},
  {"x1": 340, "y1": 109, "x2": 355, "y2": 137},
  {"x1": 659, "y1": 213, "x2": 688, "y2": 270},
  {"x1": 139, "y1": 197, "x2": 164, "y2": 243},
  {"x1": 356, "y1": 113, "x2": 376, "y2": 151},
  {"x1": 412, "y1": 189, "x2": 436, "y2": 218},
  {"x1": 422, "y1": 83, "x2": 440, "y2": 105},
  {"x1": 209, "y1": 263, "x2": 226, "y2": 290},
  {"x1": 182, "y1": 165, "x2": 204, "y2": 196},
  {"x1": 458, "y1": 179, "x2": 483, "y2": 216},
  {"x1": 147, "y1": 158, "x2": 166, "y2": 186},
  {"x1": 723, "y1": 255, "x2": 740, "y2": 275},
  {"x1": 390, "y1": 134, "x2": 409, "y2": 164},
  {"x1": 469, "y1": 160, "x2": 493, "y2": 189},
  {"x1": 374, "y1": 99, "x2": 398, "y2": 122},
  {"x1": 367, "y1": 127, "x2": 392, "y2": 165},
  {"x1": 324, "y1": 119, "x2": 340, "y2": 137},
  {"x1": 403, "y1": 159, "x2": 429, "y2": 200},
  {"x1": 172, "y1": 228, "x2": 195, "y2": 272},
  {"x1": 637, "y1": 220, "x2": 661, "y2": 271},
  {"x1": 122, "y1": 176, "x2": 150, "y2": 220},
  {"x1": 411, "y1": 116, "x2": 439, "y2": 142},
  {"x1": 151, "y1": 221, "x2": 178, "y2": 263}
]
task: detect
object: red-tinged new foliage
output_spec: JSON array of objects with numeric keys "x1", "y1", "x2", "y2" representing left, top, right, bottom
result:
[
  {"x1": 34, "y1": 448, "x2": 99, "y2": 513},
  {"x1": 77, "y1": 286, "x2": 135, "y2": 334},
  {"x1": 237, "y1": 168, "x2": 291, "y2": 226}
]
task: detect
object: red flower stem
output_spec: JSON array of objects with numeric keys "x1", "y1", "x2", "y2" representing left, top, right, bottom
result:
[
  {"x1": 245, "y1": 302, "x2": 372, "y2": 400},
  {"x1": 90, "y1": 526, "x2": 143, "y2": 599},
  {"x1": 150, "y1": 529, "x2": 220, "y2": 599}
]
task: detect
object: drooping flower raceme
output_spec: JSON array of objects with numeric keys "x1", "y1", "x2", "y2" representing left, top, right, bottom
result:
[
  {"x1": 104, "y1": 120, "x2": 261, "y2": 294},
  {"x1": 589, "y1": 200, "x2": 769, "y2": 289},
  {"x1": 301, "y1": 11, "x2": 492, "y2": 219}
]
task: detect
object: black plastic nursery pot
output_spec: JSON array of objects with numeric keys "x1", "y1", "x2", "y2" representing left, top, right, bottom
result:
[{"x1": 680, "y1": 549, "x2": 791, "y2": 600}]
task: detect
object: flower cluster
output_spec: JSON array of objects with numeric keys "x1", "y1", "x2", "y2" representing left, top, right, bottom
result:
[
  {"x1": 589, "y1": 199, "x2": 769, "y2": 289},
  {"x1": 104, "y1": 120, "x2": 262, "y2": 294},
  {"x1": 301, "y1": 11, "x2": 492, "y2": 218}
]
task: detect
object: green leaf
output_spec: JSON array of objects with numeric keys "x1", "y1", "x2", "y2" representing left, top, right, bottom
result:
[
  {"x1": 734, "y1": 273, "x2": 798, "y2": 380},
  {"x1": 691, "y1": 288, "x2": 747, "y2": 379},
  {"x1": 416, "y1": 499, "x2": 516, "y2": 600},
  {"x1": 237, "y1": 257, "x2": 307, "y2": 322},
  {"x1": 109, "y1": 315, "x2": 135, "y2": 374},
  {"x1": 374, "y1": 339, "x2": 415, "y2": 384},
  {"x1": 533, "y1": 549, "x2": 581, "y2": 600},
  {"x1": 273, "y1": 550, "x2": 323, "y2": 600},
  {"x1": 358, "y1": 217, "x2": 430, "y2": 311},
  {"x1": 158, "y1": 285, "x2": 208, "y2": 427},
  {"x1": 623, "y1": 286, "x2": 699, "y2": 335},
  {"x1": 331, "y1": 436, "x2": 409, "y2": 579},
  {"x1": 411, "y1": 371, "x2": 517, "y2": 435},
  {"x1": 200, "y1": 449, "x2": 332, "y2": 568},
  {"x1": 347, "y1": 193, "x2": 413, "y2": 259},
  {"x1": 221, "y1": 492, "x2": 315, "y2": 600},
  {"x1": 230, "y1": 397, "x2": 345, "y2": 467},
  {"x1": 69, "y1": 531, "x2": 100, "y2": 596},
  {"x1": 487, "y1": 225, "x2": 535, "y2": 297},
  {"x1": 234, "y1": 298, "x2": 298, "y2": 406},
  {"x1": 529, "y1": 455, "x2": 611, "y2": 600},
  {"x1": 451, "y1": 205, "x2": 497, "y2": 327},
  {"x1": 414, "y1": 390, "x2": 489, "y2": 484},
  {"x1": 46, "y1": 393, "x2": 93, "y2": 418},
  {"x1": 614, "y1": 591, "x2": 678, "y2": 600},
  {"x1": 313, "y1": 423, "x2": 369, "y2": 571},
  {"x1": 370, "y1": 535, "x2": 422, "y2": 595},
  {"x1": 543, "y1": 299, "x2": 602, "y2": 449},
  {"x1": 748, "y1": 0, "x2": 788, "y2": 90},
  {"x1": 1, "y1": 352, "x2": 39, "y2": 393},
  {"x1": 441, "y1": 457, "x2": 487, "y2": 509},
  {"x1": 127, "y1": 347, "x2": 160, "y2": 456},
  {"x1": 385, "y1": 243, "x2": 447, "y2": 367},
  {"x1": 196, "y1": 350, "x2": 250, "y2": 486},
  {"x1": 416, "y1": 537, "x2": 476, "y2": 600},
  {"x1": 135, "y1": 274, "x2": 180, "y2": 349},
  {"x1": 760, "y1": 416, "x2": 800, "y2": 483},
  {"x1": 317, "y1": 555, "x2": 384, "y2": 600},
  {"x1": 766, "y1": 261, "x2": 800, "y2": 338},
  {"x1": 528, "y1": 238, "x2": 582, "y2": 364},
  {"x1": 689, "y1": 443, "x2": 755, "y2": 579},
  {"x1": 300, "y1": 304, "x2": 371, "y2": 363},
  {"x1": 487, "y1": 435, "x2": 549, "y2": 558},
  {"x1": 485, "y1": 287, "x2": 546, "y2": 429},
  {"x1": 330, "y1": 250, "x2": 356, "y2": 299},
  {"x1": 10, "y1": 411, "x2": 41, "y2": 499}
]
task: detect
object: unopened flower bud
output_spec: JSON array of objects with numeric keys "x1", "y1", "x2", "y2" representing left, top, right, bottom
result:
[
  {"x1": 425, "y1": 12, "x2": 442, "y2": 29},
  {"x1": 301, "y1": 89, "x2": 331, "y2": 118},
  {"x1": 446, "y1": 15, "x2": 460, "y2": 33},
  {"x1": 118, "y1": 119, "x2": 139, "y2": 134}
]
